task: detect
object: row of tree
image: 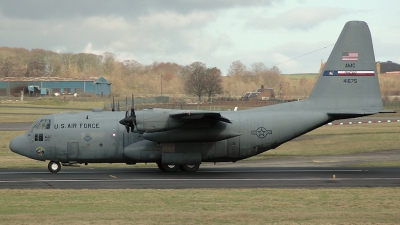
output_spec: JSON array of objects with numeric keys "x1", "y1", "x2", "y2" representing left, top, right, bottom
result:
[
  {"x1": 0, "y1": 47, "x2": 107, "y2": 77},
  {"x1": 0, "y1": 47, "x2": 286, "y2": 100},
  {"x1": 3, "y1": 47, "x2": 398, "y2": 101}
]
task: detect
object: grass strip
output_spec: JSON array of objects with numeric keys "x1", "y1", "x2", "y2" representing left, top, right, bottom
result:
[{"x1": 0, "y1": 188, "x2": 399, "y2": 224}]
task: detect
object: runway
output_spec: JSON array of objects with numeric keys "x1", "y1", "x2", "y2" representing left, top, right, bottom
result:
[{"x1": 1, "y1": 166, "x2": 400, "y2": 189}]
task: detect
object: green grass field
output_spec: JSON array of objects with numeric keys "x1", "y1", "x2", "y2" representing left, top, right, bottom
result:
[
  {"x1": 0, "y1": 188, "x2": 399, "y2": 224},
  {"x1": 1, "y1": 101, "x2": 400, "y2": 224}
]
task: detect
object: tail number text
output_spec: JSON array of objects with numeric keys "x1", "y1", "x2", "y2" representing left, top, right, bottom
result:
[{"x1": 343, "y1": 79, "x2": 357, "y2": 83}]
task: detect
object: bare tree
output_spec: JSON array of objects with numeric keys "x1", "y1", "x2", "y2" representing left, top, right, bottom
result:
[
  {"x1": 250, "y1": 62, "x2": 267, "y2": 75},
  {"x1": 204, "y1": 67, "x2": 223, "y2": 102},
  {"x1": 123, "y1": 60, "x2": 144, "y2": 75},
  {"x1": 183, "y1": 62, "x2": 223, "y2": 101},
  {"x1": 0, "y1": 56, "x2": 18, "y2": 77},
  {"x1": 102, "y1": 52, "x2": 116, "y2": 76},
  {"x1": 25, "y1": 49, "x2": 46, "y2": 77},
  {"x1": 184, "y1": 62, "x2": 207, "y2": 101},
  {"x1": 61, "y1": 53, "x2": 73, "y2": 77},
  {"x1": 227, "y1": 60, "x2": 247, "y2": 76}
]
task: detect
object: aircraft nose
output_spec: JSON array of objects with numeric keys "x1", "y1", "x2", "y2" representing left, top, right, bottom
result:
[{"x1": 9, "y1": 135, "x2": 30, "y2": 156}]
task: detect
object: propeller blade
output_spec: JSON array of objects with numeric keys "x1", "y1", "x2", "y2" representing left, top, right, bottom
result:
[
  {"x1": 131, "y1": 94, "x2": 137, "y2": 126},
  {"x1": 112, "y1": 97, "x2": 115, "y2": 112},
  {"x1": 125, "y1": 97, "x2": 128, "y2": 111},
  {"x1": 118, "y1": 119, "x2": 126, "y2": 126},
  {"x1": 119, "y1": 94, "x2": 137, "y2": 133},
  {"x1": 131, "y1": 94, "x2": 135, "y2": 115},
  {"x1": 118, "y1": 119, "x2": 130, "y2": 133},
  {"x1": 129, "y1": 120, "x2": 134, "y2": 132}
]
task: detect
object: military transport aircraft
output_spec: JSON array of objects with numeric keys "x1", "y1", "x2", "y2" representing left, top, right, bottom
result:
[{"x1": 9, "y1": 21, "x2": 394, "y2": 173}]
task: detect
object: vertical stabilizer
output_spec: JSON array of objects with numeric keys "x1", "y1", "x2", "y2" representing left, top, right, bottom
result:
[{"x1": 308, "y1": 21, "x2": 383, "y2": 113}]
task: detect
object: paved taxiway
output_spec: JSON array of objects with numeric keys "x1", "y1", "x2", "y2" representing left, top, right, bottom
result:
[
  {"x1": 1, "y1": 167, "x2": 400, "y2": 189},
  {"x1": 0, "y1": 122, "x2": 31, "y2": 131}
]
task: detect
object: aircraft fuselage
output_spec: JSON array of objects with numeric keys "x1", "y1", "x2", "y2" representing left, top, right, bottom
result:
[{"x1": 10, "y1": 101, "x2": 332, "y2": 169}]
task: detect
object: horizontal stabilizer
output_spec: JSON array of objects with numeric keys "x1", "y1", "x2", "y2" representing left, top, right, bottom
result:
[
  {"x1": 327, "y1": 109, "x2": 396, "y2": 119},
  {"x1": 376, "y1": 110, "x2": 397, "y2": 114}
]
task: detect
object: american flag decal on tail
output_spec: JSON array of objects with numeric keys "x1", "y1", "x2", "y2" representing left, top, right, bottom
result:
[{"x1": 342, "y1": 52, "x2": 358, "y2": 61}]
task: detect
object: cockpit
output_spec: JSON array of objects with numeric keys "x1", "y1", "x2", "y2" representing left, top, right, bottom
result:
[
  {"x1": 10, "y1": 117, "x2": 53, "y2": 161},
  {"x1": 30, "y1": 118, "x2": 51, "y2": 130},
  {"x1": 29, "y1": 118, "x2": 52, "y2": 142}
]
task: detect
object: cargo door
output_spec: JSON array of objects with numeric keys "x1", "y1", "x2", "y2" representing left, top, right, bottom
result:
[
  {"x1": 42, "y1": 133, "x2": 54, "y2": 160},
  {"x1": 67, "y1": 141, "x2": 79, "y2": 161},
  {"x1": 227, "y1": 136, "x2": 240, "y2": 158}
]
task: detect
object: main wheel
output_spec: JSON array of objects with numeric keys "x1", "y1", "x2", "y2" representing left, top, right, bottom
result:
[
  {"x1": 157, "y1": 163, "x2": 179, "y2": 172},
  {"x1": 48, "y1": 161, "x2": 61, "y2": 173},
  {"x1": 180, "y1": 164, "x2": 200, "y2": 172},
  {"x1": 157, "y1": 162, "x2": 165, "y2": 171}
]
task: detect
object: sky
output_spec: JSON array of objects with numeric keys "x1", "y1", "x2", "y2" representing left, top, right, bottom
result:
[{"x1": 0, "y1": 0, "x2": 399, "y2": 75}]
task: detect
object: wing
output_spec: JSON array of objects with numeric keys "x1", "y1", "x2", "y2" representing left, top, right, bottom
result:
[
  {"x1": 142, "y1": 110, "x2": 238, "y2": 142},
  {"x1": 169, "y1": 111, "x2": 231, "y2": 123}
]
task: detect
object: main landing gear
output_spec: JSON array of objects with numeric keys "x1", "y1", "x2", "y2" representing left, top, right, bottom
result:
[
  {"x1": 157, "y1": 163, "x2": 200, "y2": 172},
  {"x1": 48, "y1": 161, "x2": 61, "y2": 173},
  {"x1": 180, "y1": 164, "x2": 200, "y2": 172}
]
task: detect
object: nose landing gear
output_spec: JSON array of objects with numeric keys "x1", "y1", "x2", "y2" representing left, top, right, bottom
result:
[{"x1": 48, "y1": 161, "x2": 61, "y2": 173}]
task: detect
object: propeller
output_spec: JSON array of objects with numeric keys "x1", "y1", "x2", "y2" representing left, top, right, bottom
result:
[{"x1": 119, "y1": 94, "x2": 136, "y2": 133}]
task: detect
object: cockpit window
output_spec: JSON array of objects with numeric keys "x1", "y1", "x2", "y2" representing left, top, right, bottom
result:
[
  {"x1": 35, "y1": 134, "x2": 43, "y2": 141},
  {"x1": 31, "y1": 119, "x2": 51, "y2": 129}
]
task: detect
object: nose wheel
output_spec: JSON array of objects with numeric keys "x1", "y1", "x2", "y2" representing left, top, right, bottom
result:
[{"x1": 48, "y1": 161, "x2": 61, "y2": 173}]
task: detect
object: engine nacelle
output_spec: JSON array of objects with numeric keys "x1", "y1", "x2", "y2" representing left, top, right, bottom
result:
[{"x1": 135, "y1": 109, "x2": 185, "y2": 133}]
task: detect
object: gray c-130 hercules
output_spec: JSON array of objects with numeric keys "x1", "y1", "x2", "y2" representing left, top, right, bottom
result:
[{"x1": 9, "y1": 21, "x2": 394, "y2": 173}]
